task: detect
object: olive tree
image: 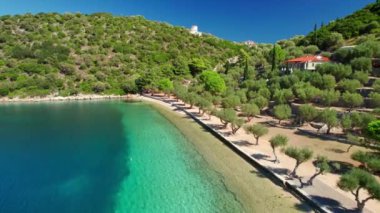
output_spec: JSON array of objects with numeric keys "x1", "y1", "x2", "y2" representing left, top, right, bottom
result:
[
  {"x1": 273, "y1": 104, "x2": 292, "y2": 124},
  {"x1": 241, "y1": 103, "x2": 260, "y2": 122},
  {"x1": 369, "y1": 92, "x2": 380, "y2": 108},
  {"x1": 341, "y1": 92, "x2": 364, "y2": 112},
  {"x1": 307, "y1": 156, "x2": 331, "y2": 186},
  {"x1": 346, "y1": 134, "x2": 366, "y2": 153},
  {"x1": 216, "y1": 108, "x2": 237, "y2": 128},
  {"x1": 269, "y1": 134, "x2": 288, "y2": 163},
  {"x1": 195, "y1": 97, "x2": 212, "y2": 115},
  {"x1": 319, "y1": 109, "x2": 339, "y2": 134},
  {"x1": 320, "y1": 90, "x2": 340, "y2": 107},
  {"x1": 284, "y1": 147, "x2": 313, "y2": 177},
  {"x1": 338, "y1": 169, "x2": 380, "y2": 211},
  {"x1": 244, "y1": 124, "x2": 269, "y2": 145},
  {"x1": 251, "y1": 96, "x2": 269, "y2": 112},
  {"x1": 298, "y1": 104, "x2": 318, "y2": 125}
]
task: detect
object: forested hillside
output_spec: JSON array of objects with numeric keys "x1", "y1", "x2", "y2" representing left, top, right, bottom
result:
[
  {"x1": 300, "y1": 2, "x2": 380, "y2": 50},
  {"x1": 0, "y1": 13, "x2": 244, "y2": 97}
]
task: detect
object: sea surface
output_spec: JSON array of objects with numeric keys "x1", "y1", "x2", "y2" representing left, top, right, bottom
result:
[{"x1": 0, "y1": 101, "x2": 243, "y2": 213}]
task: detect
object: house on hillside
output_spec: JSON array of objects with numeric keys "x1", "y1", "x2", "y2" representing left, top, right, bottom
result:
[
  {"x1": 189, "y1": 25, "x2": 202, "y2": 36},
  {"x1": 284, "y1": 55, "x2": 330, "y2": 72}
]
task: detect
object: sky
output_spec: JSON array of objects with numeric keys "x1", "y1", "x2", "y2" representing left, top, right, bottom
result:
[{"x1": 0, "y1": 0, "x2": 375, "y2": 43}]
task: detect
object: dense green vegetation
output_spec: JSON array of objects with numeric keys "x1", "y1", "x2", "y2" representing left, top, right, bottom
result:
[
  {"x1": 0, "y1": 13, "x2": 243, "y2": 97},
  {"x1": 301, "y1": 2, "x2": 380, "y2": 50},
  {"x1": 1, "y1": 3, "x2": 380, "y2": 211}
]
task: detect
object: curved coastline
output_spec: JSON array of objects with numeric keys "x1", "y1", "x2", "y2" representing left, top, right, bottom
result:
[
  {"x1": 0, "y1": 95, "x2": 307, "y2": 212},
  {"x1": 143, "y1": 97, "x2": 308, "y2": 212}
]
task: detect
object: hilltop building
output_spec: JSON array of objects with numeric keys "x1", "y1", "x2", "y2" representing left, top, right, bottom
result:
[
  {"x1": 285, "y1": 55, "x2": 330, "y2": 72},
  {"x1": 243, "y1": 40, "x2": 257, "y2": 47},
  {"x1": 189, "y1": 25, "x2": 202, "y2": 36}
]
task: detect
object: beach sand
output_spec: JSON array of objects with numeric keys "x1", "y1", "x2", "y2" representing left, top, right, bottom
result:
[
  {"x1": 141, "y1": 95, "x2": 379, "y2": 212},
  {"x1": 146, "y1": 99, "x2": 309, "y2": 212}
]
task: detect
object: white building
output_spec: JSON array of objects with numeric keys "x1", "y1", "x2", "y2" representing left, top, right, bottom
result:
[
  {"x1": 285, "y1": 55, "x2": 330, "y2": 71},
  {"x1": 243, "y1": 40, "x2": 256, "y2": 47},
  {"x1": 189, "y1": 25, "x2": 202, "y2": 36}
]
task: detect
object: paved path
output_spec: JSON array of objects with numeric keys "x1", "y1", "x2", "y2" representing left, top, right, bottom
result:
[{"x1": 142, "y1": 95, "x2": 377, "y2": 213}]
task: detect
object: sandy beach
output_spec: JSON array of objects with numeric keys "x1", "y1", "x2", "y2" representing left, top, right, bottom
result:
[
  {"x1": 2, "y1": 94, "x2": 379, "y2": 212},
  {"x1": 139, "y1": 94, "x2": 380, "y2": 213},
  {"x1": 0, "y1": 94, "x2": 131, "y2": 103},
  {"x1": 147, "y1": 98, "x2": 307, "y2": 212}
]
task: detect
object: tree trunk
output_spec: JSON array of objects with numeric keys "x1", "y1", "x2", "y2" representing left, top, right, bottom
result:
[
  {"x1": 291, "y1": 162, "x2": 300, "y2": 177},
  {"x1": 232, "y1": 126, "x2": 242, "y2": 134},
  {"x1": 354, "y1": 187, "x2": 362, "y2": 210},
  {"x1": 346, "y1": 144, "x2": 354, "y2": 153},
  {"x1": 358, "y1": 196, "x2": 374, "y2": 212},
  {"x1": 198, "y1": 108, "x2": 201, "y2": 114},
  {"x1": 255, "y1": 137, "x2": 259, "y2": 145},
  {"x1": 326, "y1": 126, "x2": 331, "y2": 135},
  {"x1": 247, "y1": 116, "x2": 253, "y2": 122},
  {"x1": 278, "y1": 119, "x2": 281, "y2": 125},
  {"x1": 307, "y1": 171, "x2": 322, "y2": 185},
  {"x1": 273, "y1": 148, "x2": 279, "y2": 163}
]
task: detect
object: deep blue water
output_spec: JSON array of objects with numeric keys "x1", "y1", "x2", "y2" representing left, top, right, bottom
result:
[{"x1": 0, "y1": 101, "x2": 242, "y2": 213}]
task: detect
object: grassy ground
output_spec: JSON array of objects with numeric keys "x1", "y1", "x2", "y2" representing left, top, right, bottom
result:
[{"x1": 150, "y1": 102, "x2": 311, "y2": 213}]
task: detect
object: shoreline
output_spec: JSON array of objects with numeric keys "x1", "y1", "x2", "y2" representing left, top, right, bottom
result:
[
  {"x1": 1, "y1": 94, "x2": 376, "y2": 212},
  {"x1": 139, "y1": 95, "x2": 378, "y2": 213},
  {"x1": 0, "y1": 94, "x2": 132, "y2": 103},
  {"x1": 146, "y1": 98, "x2": 306, "y2": 212}
]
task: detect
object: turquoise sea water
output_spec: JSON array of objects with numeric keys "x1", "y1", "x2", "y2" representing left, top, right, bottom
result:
[{"x1": 0, "y1": 101, "x2": 242, "y2": 213}]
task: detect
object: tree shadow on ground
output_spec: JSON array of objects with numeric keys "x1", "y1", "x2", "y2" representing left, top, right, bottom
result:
[
  {"x1": 294, "y1": 129, "x2": 333, "y2": 142},
  {"x1": 268, "y1": 167, "x2": 290, "y2": 176},
  {"x1": 251, "y1": 153, "x2": 274, "y2": 163},
  {"x1": 208, "y1": 123, "x2": 224, "y2": 130},
  {"x1": 293, "y1": 203, "x2": 313, "y2": 212},
  {"x1": 328, "y1": 161, "x2": 354, "y2": 175},
  {"x1": 233, "y1": 140, "x2": 253, "y2": 146},
  {"x1": 325, "y1": 148, "x2": 346, "y2": 154},
  {"x1": 310, "y1": 195, "x2": 357, "y2": 213}
]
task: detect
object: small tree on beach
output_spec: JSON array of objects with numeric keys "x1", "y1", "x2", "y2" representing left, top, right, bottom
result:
[
  {"x1": 307, "y1": 155, "x2": 331, "y2": 185},
  {"x1": 244, "y1": 124, "x2": 269, "y2": 145},
  {"x1": 173, "y1": 82, "x2": 187, "y2": 102},
  {"x1": 231, "y1": 118, "x2": 245, "y2": 134},
  {"x1": 319, "y1": 108, "x2": 339, "y2": 134},
  {"x1": 346, "y1": 134, "x2": 366, "y2": 153},
  {"x1": 273, "y1": 104, "x2": 292, "y2": 125},
  {"x1": 285, "y1": 147, "x2": 313, "y2": 177},
  {"x1": 269, "y1": 134, "x2": 288, "y2": 163},
  {"x1": 352, "y1": 151, "x2": 380, "y2": 174},
  {"x1": 195, "y1": 97, "x2": 212, "y2": 115},
  {"x1": 338, "y1": 169, "x2": 380, "y2": 212},
  {"x1": 298, "y1": 104, "x2": 318, "y2": 125},
  {"x1": 241, "y1": 103, "x2": 260, "y2": 122},
  {"x1": 216, "y1": 108, "x2": 237, "y2": 128},
  {"x1": 204, "y1": 105, "x2": 216, "y2": 120},
  {"x1": 183, "y1": 92, "x2": 198, "y2": 108}
]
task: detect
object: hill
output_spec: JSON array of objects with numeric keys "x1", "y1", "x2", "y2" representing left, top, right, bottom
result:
[
  {"x1": 300, "y1": 2, "x2": 380, "y2": 50},
  {"x1": 0, "y1": 13, "x2": 243, "y2": 97}
]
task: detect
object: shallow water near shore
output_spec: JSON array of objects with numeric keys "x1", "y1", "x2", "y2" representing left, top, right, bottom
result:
[{"x1": 0, "y1": 100, "x2": 304, "y2": 212}]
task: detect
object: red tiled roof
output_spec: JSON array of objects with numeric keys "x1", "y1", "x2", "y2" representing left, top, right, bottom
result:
[{"x1": 286, "y1": 55, "x2": 330, "y2": 63}]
